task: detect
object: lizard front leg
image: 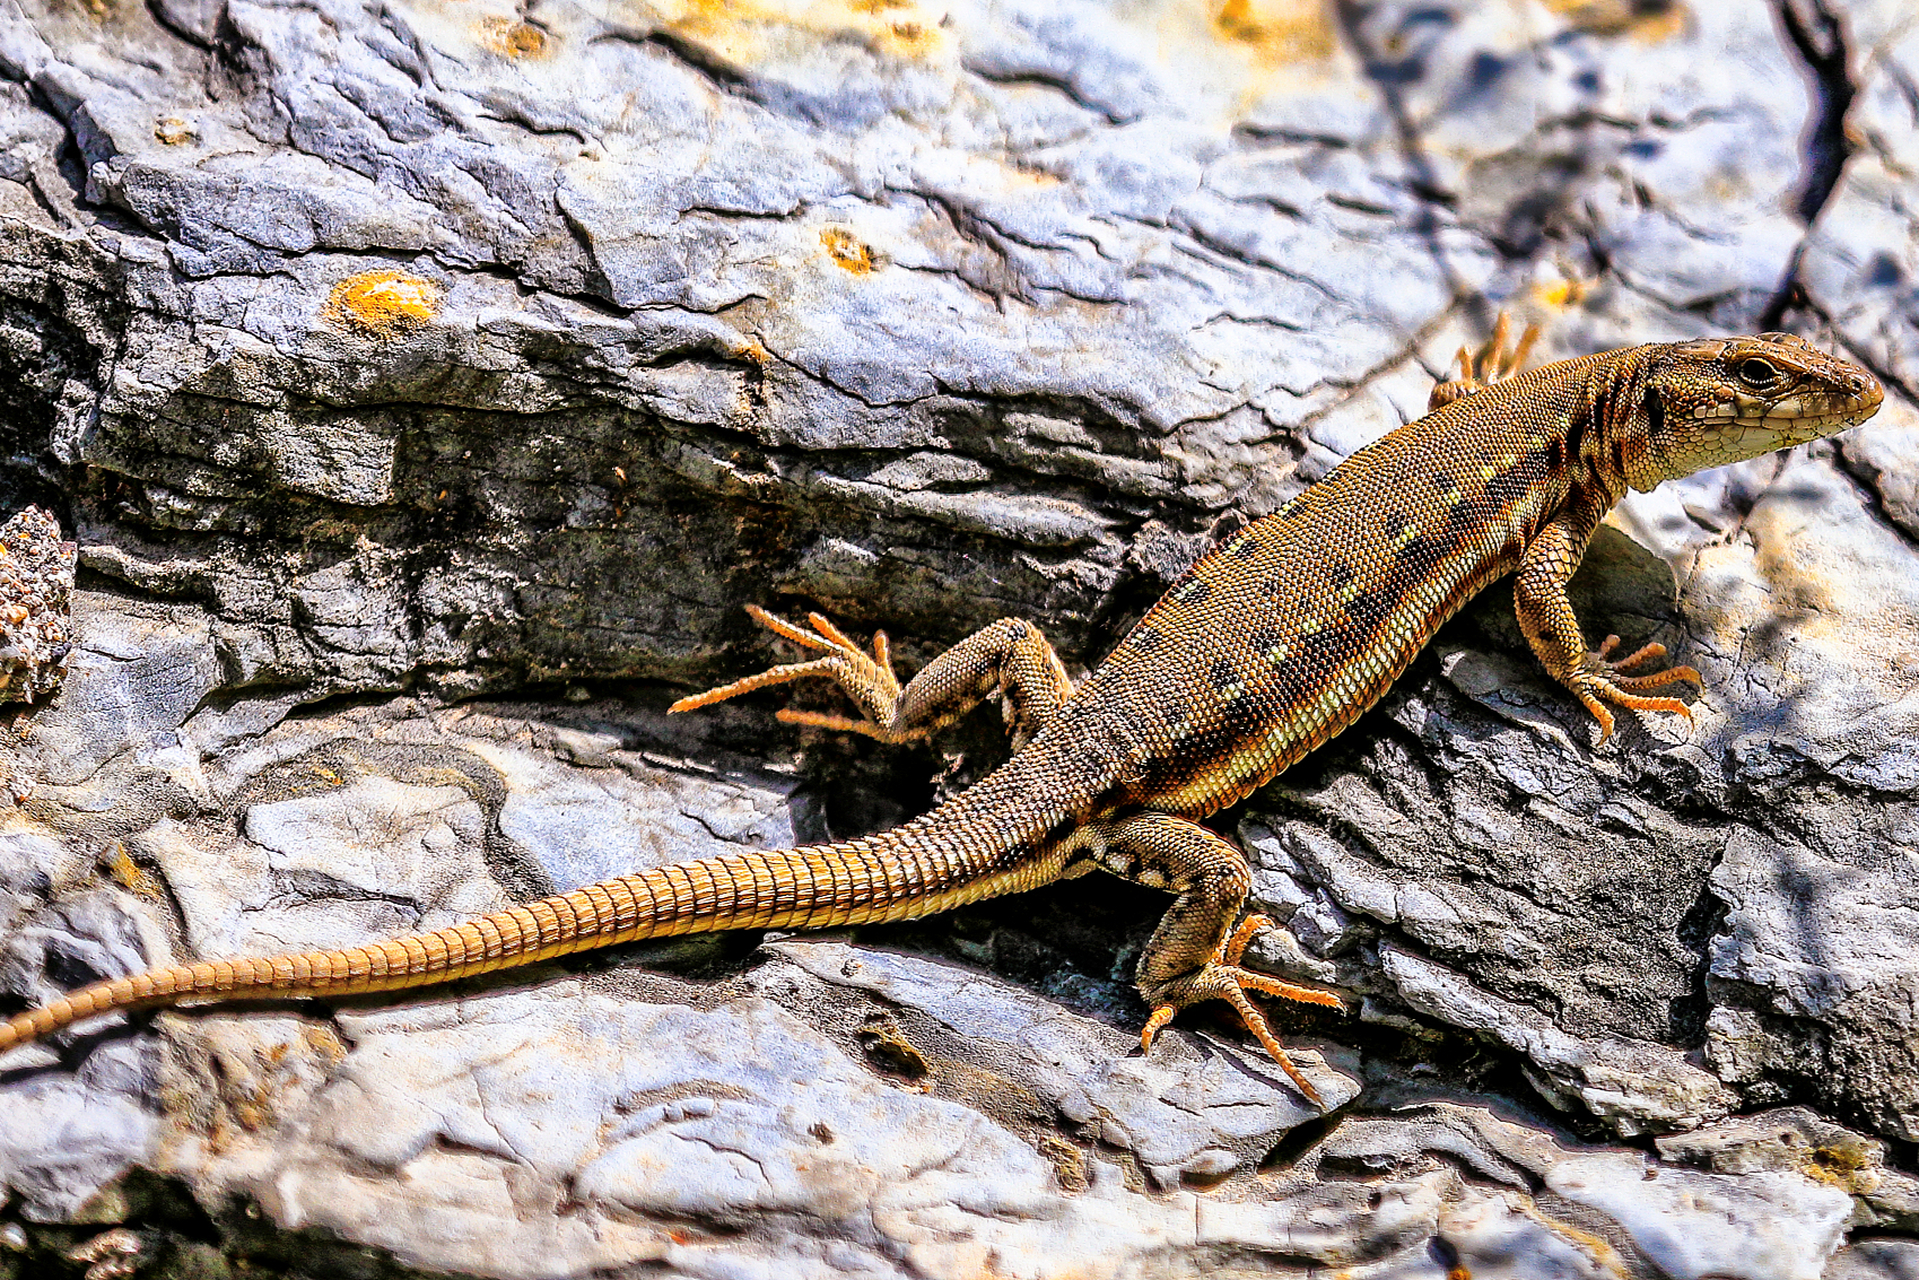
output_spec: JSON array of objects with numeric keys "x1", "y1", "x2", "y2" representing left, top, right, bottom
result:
[
  {"x1": 671, "y1": 606, "x2": 1074, "y2": 749},
  {"x1": 1085, "y1": 811, "x2": 1344, "y2": 1106},
  {"x1": 1515, "y1": 502, "x2": 1701, "y2": 743}
]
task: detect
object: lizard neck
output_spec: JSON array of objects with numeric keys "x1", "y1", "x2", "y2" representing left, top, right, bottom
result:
[{"x1": 1570, "y1": 345, "x2": 1660, "y2": 499}]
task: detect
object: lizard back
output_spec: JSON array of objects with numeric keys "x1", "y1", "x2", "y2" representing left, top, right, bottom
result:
[{"x1": 1049, "y1": 352, "x2": 1614, "y2": 818}]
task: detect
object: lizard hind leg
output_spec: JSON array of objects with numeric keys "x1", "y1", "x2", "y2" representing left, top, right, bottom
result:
[{"x1": 1089, "y1": 812, "x2": 1345, "y2": 1107}]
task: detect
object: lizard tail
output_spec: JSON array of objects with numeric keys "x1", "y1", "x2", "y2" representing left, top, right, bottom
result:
[{"x1": 0, "y1": 821, "x2": 1065, "y2": 1055}]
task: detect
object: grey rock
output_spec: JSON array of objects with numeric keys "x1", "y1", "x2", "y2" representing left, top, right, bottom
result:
[
  {"x1": 1828, "y1": 1241, "x2": 1919, "y2": 1280},
  {"x1": 1545, "y1": 1151, "x2": 1853, "y2": 1280},
  {"x1": 0, "y1": 1044, "x2": 157, "y2": 1223},
  {"x1": 161, "y1": 984, "x2": 1425, "y2": 1280},
  {"x1": 0, "y1": 887, "x2": 165, "y2": 1222},
  {"x1": 1708, "y1": 827, "x2": 1919, "y2": 1142},
  {"x1": 1376, "y1": 942, "x2": 1732, "y2": 1136},
  {"x1": 765, "y1": 937, "x2": 1355, "y2": 1185},
  {"x1": 1438, "y1": 1188, "x2": 1622, "y2": 1280},
  {"x1": 0, "y1": 0, "x2": 1916, "y2": 1273},
  {"x1": 1658, "y1": 1107, "x2": 1919, "y2": 1234}
]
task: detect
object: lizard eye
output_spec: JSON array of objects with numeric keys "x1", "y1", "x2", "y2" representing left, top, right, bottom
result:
[{"x1": 1736, "y1": 358, "x2": 1778, "y2": 386}]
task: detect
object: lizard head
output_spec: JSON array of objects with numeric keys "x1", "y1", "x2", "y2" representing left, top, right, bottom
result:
[{"x1": 1621, "y1": 333, "x2": 1883, "y2": 491}]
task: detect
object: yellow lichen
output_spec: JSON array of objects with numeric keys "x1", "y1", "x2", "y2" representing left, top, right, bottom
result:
[
  {"x1": 820, "y1": 227, "x2": 881, "y2": 274},
  {"x1": 650, "y1": 0, "x2": 950, "y2": 69},
  {"x1": 100, "y1": 842, "x2": 159, "y2": 899},
  {"x1": 153, "y1": 115, "x2": 196, "y2": 145},
  {"x1": 1544, "y1": 0, "x2": 1690, "y2": 41},
  {"x1": 1805, "y1": 1142, "x2": 1880, "y2": 1194},
  {"x1": 303, "y1": 1024, "x2": 349, "y2": 1062},
  {"x1": 1527, "y1": 276, "x2": 1594, "y2": 310},
  {"x1": 477, "y1": 15, "x2": 551, "y2": 58},
  {"x1": 324, "y1": 270, "x2": 442, "y2": 335},
  {"x1": 1213, "y1": 0, "x2": 1336, "y2": 63}
]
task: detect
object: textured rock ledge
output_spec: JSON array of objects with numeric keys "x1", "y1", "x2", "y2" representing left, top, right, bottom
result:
[{"x1": 1, "y1": 0, "x2": 1918, "y2": 1276}]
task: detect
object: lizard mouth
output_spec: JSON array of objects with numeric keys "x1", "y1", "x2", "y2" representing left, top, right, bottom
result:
[
  {"x1": 1726, "y1": 412, "x2": 1868, "y2": 446},
  {"x1": 1699, "y1": 383, "x2": 1883, "y2": 432}
]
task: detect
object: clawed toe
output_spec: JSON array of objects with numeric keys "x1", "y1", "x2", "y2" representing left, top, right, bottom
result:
[
  {"x1": 1573, "y1": 637, "x2": 1702, "y2": 743},
  {"x1": 668, "y1": 606, "x2": 905, "y2": 736},
  {"x1": 1140, "y1": 961, "x2": 1343, "y2": 1107},
  {"x1": 1429, "y1": 312, "x2": 1541, "y2": 411}
]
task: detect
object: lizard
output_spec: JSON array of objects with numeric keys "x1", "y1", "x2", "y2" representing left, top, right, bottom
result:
[{"x1": 0, "y1": 322, "x2": 1883, "y2": 1106}]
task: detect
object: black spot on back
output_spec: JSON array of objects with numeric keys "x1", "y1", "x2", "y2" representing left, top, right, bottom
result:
[
  {"x1": 1395, "y1": 528, "x2": 1456, "y2": 573},
  {"x1": 1209, "y1": 658, "x2": 1237, "y2": 691},
  {"x1": 1174, "y1": 577, "x2": 1211, "y2": 605},
  {"x1": 1346, "y1": 588, "x2": 1388, "y2": 628},
  {"x1": 1484, "y1": 459, "x2": 1536, "y2": 506},
  {"x1": 1131, "y1": 626, "x2": 1163, "y2": 653}
]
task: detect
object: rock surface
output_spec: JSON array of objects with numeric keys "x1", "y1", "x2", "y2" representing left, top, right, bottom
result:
[{"x1": 1, "y1": 0, "x2": 1917, "y2": 1276}]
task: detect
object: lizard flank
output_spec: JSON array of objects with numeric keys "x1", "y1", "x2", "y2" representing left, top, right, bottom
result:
[{"x1": 0, "y1": 327, "x2": 1882, "y2": 1106}]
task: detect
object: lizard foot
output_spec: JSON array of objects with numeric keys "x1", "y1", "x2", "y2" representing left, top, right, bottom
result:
[
  {"x1": 669, "y1": 605, "x2": 913, "y2": 741},
  {"x1": 1140, "y1": 915, "x2": 1345, "y2": 1108},
  {"x1": 1569, "y1": 634, "x2": 1703, "y2": 744},
  {"x1": 1430, "y1": 310, "x2": 1541, "y2": 411}
]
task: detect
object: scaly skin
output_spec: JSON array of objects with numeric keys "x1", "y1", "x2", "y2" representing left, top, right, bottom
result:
[{"x1": 0, "y1": 326, "x2": 1882, "y2": 1106}]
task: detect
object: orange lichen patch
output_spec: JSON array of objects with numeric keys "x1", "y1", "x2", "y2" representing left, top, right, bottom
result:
[
  {"x1": 1527, "y1": 276, "x2": 1594, "y2": 310},
  {"x1": 1805, "y1": 1142, "x2": 1880, "y2": 1194},
  {"x1": 100, "y1": 842, "x2": 160, "y2": 898},
  {"x1": 153, "y1": 115, "x2": 196, "y2": 145},
  {"x1": 1544, "y1": 0, "x2": 1690, "y2": 41},
  {"x1": 1213, "y1": 0, "x2": 1335, "y2": 63},
  {"x1": 476, "y1": 15, "x2": 551, "y2": 57},
  {"x1": 1520, "y1": 1200, "x2": 1627, "y2": 1275},
  {"x1": 324, "y1": 270, "x2": 442, "y2": 335},
  {"x1": 303, "y1": 1024, "x2": 349, "y2": 1063},
  {"x1": 649, "y1": 0, "x2": 951, "y2": 69},
  {"x1": 821, "y1": 226, "x2": 882, "y2": 274}
]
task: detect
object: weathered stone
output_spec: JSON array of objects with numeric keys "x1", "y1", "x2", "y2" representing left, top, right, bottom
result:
[
  {"x1": 1438, "y1": 1188, "x2": 1623, "y2": 1280},
  {"x1": 0, "y1": 0, "x2": 1916, "y2": 1273},
  {"x1": 1827, "y1": 1240, "x2": 1919, "y2": 1280},
  {"x1": 1546, "y1": 1151, "x2": 1853, "y2": 1280},
  {"x1": 765, "y1": 937, "x2": 1356, "y2": 1185},
  {"x1": 1658, "y1": 1106, "x2": 1919, "y2": 1234}
]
